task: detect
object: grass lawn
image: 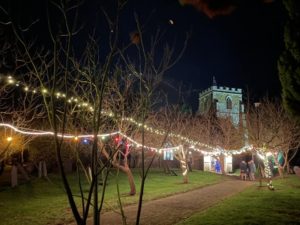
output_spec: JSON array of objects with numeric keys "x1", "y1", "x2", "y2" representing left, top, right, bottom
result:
[
  {"x1": 177, "y1": 175, "x2": 300, "y2": 225},
  {"x1": 0, "y1": 168, "x2": 227, "y2": 225}
]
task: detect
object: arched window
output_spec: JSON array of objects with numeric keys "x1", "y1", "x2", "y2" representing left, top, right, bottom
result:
[{"x1": 226, "y1": 96, "x2": 232, "y2": 110}]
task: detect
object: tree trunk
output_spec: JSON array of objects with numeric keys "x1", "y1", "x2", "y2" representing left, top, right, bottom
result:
[
  {"x1": 38, "y1": 161, "x2": 47, "y2": 178},
  {"x1": 64, "y1": 159, "x2": 73, "y2": 173},
  {"x1": 219, "y1": 155, "x2": 226, "y2": 175},
  {"x1": 42, "y1": 161, "x2": 47, "y2": 177},
  {"x1": 17, "y1": 163, "x2": 30, "y2": 181},
  {"x1": 88, "y1": 166, "x2": 92, "y2": 183},
  {"x1": 162, "y1": 160, "x2": 171, "y2": 174},
  {"x1": 11, "y1": 165, "x2": 18, "y2": 187},
  {"x1": 287, "y1": 163, "x2": 291, "y2": 174},
  {"x1": 38, "y1": 161, "x2": 42, "y2": 178},
  {"x1": 278, "y1": 166, "x2": 284, "y2": 178},
  {"x1": 258, "y1": 162, "x2": 264, "y2": 187},
  {"x1": 136, "y1": 154, "x2": 141, "y2": 168},
  {"x1": 0, "y1": 161, "x2": 5, "y2": 175},
  {"x1": 183, "y1": 176, "x2": 188, "y2": 183},
  {"x1": 179, "y1": 159, "x2": 188, "y2": 183},
  {"x1": 102, "y1": 145, "x2": 136, "y2": 195},
  {"x1": 116, "y1": 164, "x2": 136, "y2": 195},
  {"x1": 176, "y1": 146, "x2": 189, "y2": 184},
  {"x1": 273, "y1": 156, "x2": 284, "y2": 178}
]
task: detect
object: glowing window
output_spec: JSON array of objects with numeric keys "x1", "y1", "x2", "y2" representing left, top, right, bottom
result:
[{"x1": 163, "y1": 151, "x2": 174, "y2": 160}]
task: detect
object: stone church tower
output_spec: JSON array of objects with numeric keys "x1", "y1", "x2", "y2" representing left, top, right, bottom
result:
[{"x1": 198, "y1": 77, "x2": 244, "y2": 126}]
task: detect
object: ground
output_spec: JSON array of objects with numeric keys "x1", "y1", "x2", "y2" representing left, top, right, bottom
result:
[{"x1": 78, "y1": 177, "x2": 253, "y2": 225}]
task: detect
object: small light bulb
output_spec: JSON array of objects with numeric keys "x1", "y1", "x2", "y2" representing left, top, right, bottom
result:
[
  {"x1": 8, "y1": 79, "x2": 15, "y2": 84},
  {"x1": 7, "y1": 136, "x2": 12, "y2": 142}
]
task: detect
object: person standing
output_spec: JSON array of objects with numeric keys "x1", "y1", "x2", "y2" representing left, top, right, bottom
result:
[
  {"x1": 239, "y1": 160, "x2": 247, "y2": 180},
  {"x1": 215, "y1": 159, "x2": 221, "y2": 174},
  {"x1": 249, "y1": 160, "x2": 256, "y2": 181}
]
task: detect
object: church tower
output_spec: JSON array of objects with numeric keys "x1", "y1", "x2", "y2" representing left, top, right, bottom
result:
[{"x1": 198, "y1": 77, "x2": 244, "y2": 126}]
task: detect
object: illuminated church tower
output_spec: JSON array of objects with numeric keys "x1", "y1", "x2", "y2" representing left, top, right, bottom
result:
[{"x1": 198, "y1": 77, "x2": 244, "y2": 126}]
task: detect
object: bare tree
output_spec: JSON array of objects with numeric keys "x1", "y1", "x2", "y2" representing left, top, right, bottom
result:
[
  {"x1": 0, "y1": 77, "x2": 45, "y2": 186},
  {"x1": 258, "y1": 100, "x2": 300, "y2": 176},
  {"x1": 275, "y1": 114, "x2": 300, "y2": 175},
  {"x1": 246, "y1": 98, "x2": 300, "y2": 180},
  {"x1": 1, "y1": 1, "x2": 188, "y2": 224},
  {"x1": 147, "y1": 105, "x2": 194, "y2": 183},
  {"x1": 214, "y1": 116, "x2": 244, "y2": 174}
]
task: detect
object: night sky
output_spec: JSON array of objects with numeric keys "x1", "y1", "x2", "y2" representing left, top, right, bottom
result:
[
  {"x1": 1, "y1": 0, "x2": 287, "y2": 110},
  {"x1": 121, "y1": 0, "x2": 286, "y2": 109}
]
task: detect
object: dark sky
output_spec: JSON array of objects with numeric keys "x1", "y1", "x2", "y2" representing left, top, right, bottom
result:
[
  {"x1": 120, "y1": 0, "x2": 286, "y2": 109},
  {"x1": 1, "y1": 0, "x2": 286, "y2": 110}
]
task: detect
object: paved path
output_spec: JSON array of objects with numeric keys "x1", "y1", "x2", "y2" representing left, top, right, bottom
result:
[{"x1": 96, "y1": 179, "x2": 253, "y2": 225}]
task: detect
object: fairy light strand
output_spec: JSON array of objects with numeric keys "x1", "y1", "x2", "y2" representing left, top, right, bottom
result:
[
  {"x1": 1, "y1": 75, "x2": 254, "y2": 155},
  {"x1": 0, "y1": 122, "x2": 255, "y2": 156},
  {"x1": 1, "y1": 75, "x2": 213, "y2": 149},
  {"x1": 0, "y1": 123, "x2": 181, "y2": 153}
]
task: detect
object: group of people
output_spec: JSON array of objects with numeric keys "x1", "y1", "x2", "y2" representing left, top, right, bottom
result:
[{"x1": 240, "y1": 160, "x2": 256, "y2": 181}]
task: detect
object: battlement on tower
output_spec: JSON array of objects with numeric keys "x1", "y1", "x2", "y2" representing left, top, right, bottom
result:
[{"x1": 199, "y1": 85, "x2": 242, "y2": 97}]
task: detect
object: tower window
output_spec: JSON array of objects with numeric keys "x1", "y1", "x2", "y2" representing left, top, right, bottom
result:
[
  {"x1": 214, "y1": 99, "x2": 218, "y2": 111},
  {"x1": 226, "y1": 97, "x2": 232, "y2": 109}
]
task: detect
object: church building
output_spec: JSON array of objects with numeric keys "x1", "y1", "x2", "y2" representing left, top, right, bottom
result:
[
  {"x1": 198, "y1": 77, "x2": 244, "y2": 126},
  {"x1": 197, "y1": 78, "x2": 245, "y2": 173}
]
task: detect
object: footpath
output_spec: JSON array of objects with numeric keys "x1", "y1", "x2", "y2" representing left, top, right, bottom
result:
[{"x1": 95, "y1": 178, "x2": 253, "y2": 225}]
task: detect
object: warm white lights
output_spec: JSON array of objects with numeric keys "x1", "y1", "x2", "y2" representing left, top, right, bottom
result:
[
  {"x1": 0, "y1": 123, "x2": 179, "y2": 152},
  {"x1": 2, "y1": 75, "x2": 256, "y2": 155},
  {"x1": 3, "y1": 75, "x2": 212, "y2": 149},
  {"x1": 6, "y1": 136, "x2": 13, "y2": 142}
]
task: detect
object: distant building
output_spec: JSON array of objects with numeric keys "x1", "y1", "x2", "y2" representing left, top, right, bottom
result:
[
  {"x1": 197, "y1": 78, "x2": 247, "y2": 173},
  {"x1": 198, "y1": 77, "x2": 244, "y2": 126}
]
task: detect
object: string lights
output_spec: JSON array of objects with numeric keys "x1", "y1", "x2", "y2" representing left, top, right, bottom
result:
[
  {"x1": 6, "y1": 136, "x2": 13, "y2": 142},
  {"x1": 0, "y1": 122, "x2": 254, "y2": 157},
  {"x1": 0, "y1": 123, "x2": 180, "y2": 153},
  {"x1": 1, "y1": 75, "x2": 254, "y2": 155},
  {"x1": 1, "y1": 75, "x2": 214, "y2": 149}
]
